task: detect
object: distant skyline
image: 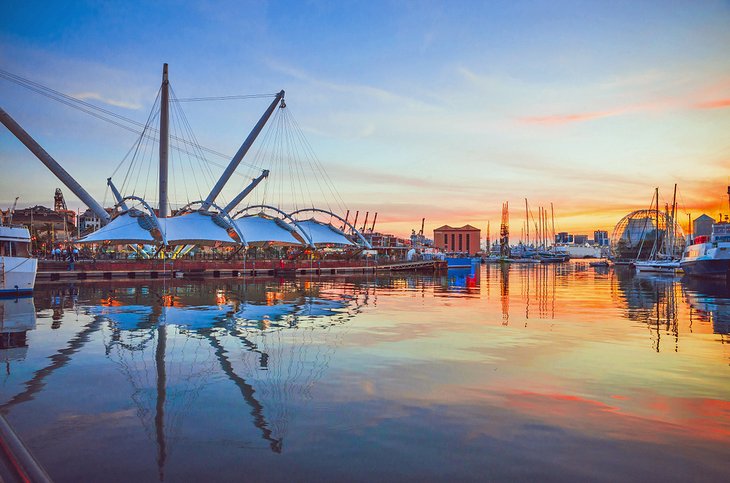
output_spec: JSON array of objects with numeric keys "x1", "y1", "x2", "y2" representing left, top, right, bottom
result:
[{"x1": 1, "y1": 0, "x2": 729, "y2": 238}]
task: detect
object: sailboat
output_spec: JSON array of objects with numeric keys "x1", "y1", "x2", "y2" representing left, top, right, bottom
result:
[{"x1": 634, "y1": 185, "x2": 682, "y2": 274}]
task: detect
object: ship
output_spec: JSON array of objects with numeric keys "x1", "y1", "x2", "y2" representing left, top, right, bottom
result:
[
  {"x1": 680, "y1": 186, "x2": 730, "y2": 279},
  {"x1": 0, "y1": 224, "x2": 37, "y2": 297}
]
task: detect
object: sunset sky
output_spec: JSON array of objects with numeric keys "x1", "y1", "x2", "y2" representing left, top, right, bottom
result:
[{"x1": 1, "y1": 0, "x2": 729, "y2": 239}]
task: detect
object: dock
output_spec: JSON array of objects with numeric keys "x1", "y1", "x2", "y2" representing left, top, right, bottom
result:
[{"x1": 36, "y1": 259, "x2": 447, "y2": 281}]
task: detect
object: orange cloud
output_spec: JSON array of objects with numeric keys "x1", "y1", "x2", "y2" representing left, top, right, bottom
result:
[
  {"x1": 694, "y1": 98, "x2": 730, "y2": 110},
  {"x1": 520, "y1": 110, "x2": 618, "y2": 125}
]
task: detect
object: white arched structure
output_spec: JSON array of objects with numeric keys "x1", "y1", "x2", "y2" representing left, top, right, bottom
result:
[
  {"x1": 288, "y1": 208, "x2": 372, "y2": 249},
  {"x1": 167, "y1": 200, "x2": 246, "y2": 246},
  {"x1": 77, "y1": 196, "x2": 165, "y2": 245},
  {"x1": 232, "y1": 205, "x2": 314, "y2": 248}
]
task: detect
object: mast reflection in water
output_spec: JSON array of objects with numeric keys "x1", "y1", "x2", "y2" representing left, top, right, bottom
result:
[{"x1": 1, "y1": 266, "x2": 729, "y2": 482}]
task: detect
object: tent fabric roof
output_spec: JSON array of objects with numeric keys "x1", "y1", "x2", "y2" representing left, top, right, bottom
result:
[
  {"x1": 78, "y1": 212, "x2": 363, "y2": 248},
  {"x1": 294, "y1": 219, "x2": 354, "y2": 246},
  {"x1": 76, "y1": 211, "x2": 158, "y2": 244},
  {"x1": 234, "y1": 215, "x2": 303, "y2": 245},
  {"x1": 159, "y1": 212, "x2": 238, "y2": 246}
]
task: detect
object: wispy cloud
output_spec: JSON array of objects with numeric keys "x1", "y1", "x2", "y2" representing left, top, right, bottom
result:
[
  {"x1": 72, "y1": 91, "x2": 142, "y2": 110},
  {"x1": 694, "y1": 98, "x2": 730, "y2": 110},
  {"x1": 265, "y1": 59, "x2": 439, "y2": 111},
  {"x1": 520, "y1": 110, "x2": 619, "y2": 125}
]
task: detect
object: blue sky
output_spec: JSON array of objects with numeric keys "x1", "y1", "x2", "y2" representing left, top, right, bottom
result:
[{"x1": 1, "y1": 0, "x2": 729, "y2": 236}]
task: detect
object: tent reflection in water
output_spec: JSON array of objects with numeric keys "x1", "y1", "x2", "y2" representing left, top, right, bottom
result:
[{"x1": 71, "y1": 281, "x2": 367, "y2": 477}]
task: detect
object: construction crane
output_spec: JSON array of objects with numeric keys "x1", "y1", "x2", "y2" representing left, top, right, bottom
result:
[
  {"x1": 6, "y1": 196, "x2": 19, "y2": 224},
  {"x1": 500, "y1": 202, "x2": 510, "y2": 257}
]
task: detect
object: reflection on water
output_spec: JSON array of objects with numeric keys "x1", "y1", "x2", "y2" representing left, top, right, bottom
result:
[
  {"x1": 0, "y1": 297, "x2": 36, "y2": 370},
  {"x1": 1, "y1": 265, "x2": 730, "y2": 481},
  {"x1": 683, "y1": 277, "x2": 730, "y2": 336}
]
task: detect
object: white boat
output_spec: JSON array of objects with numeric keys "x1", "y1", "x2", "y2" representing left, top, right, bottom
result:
[
  {"x1": 0, "y1": 225, "x2": 37, "y2": 296},
  {"x1": 633, "y1": 186, "x2": 683, "y2": 274},
  {"x1": 679, "y1": 187, "x2": 730, "y2": 279},
  {"x1": 634, "y1": 259, "x2": 681, "y2": 273},
  {"x1": 680, "y1": 222, "x2": 730, "y2": 278}
]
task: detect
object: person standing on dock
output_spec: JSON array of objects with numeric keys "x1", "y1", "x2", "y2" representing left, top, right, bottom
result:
[{"x1": 66, "y1": 249, "x2": 75, "y2": 271}]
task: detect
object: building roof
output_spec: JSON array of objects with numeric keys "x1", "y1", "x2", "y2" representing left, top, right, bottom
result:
[
  {"x1": 695, "y1": 214, "x2": 715, "y2": 223},
  {"x1": 433, "y1": 224, "x2": 481, "y2": 231}
]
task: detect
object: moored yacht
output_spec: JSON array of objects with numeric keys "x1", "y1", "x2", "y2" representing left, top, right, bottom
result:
[
  {"x1": 681, "y1": 186, "x2": 730, "y2": 279},
  {"x1": 634, "y1": 258, "x2": 681, "y2": 274},
  {"x1": 680, "y1": 223, "x2": 730, "y2": 279},
  {"x1": 0, "y1": 225, "x2": 37, "y2": 296}
]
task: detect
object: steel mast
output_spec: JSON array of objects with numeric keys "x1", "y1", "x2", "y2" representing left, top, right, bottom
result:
[
  {"x1": 0, "y1": 106, "x2": 111, "y2": 225},
  {"x1": 159, "y1": 64, "x2": 170, "y2": 218},
  {"x1": 201, "y1": 90, "x2": 285, "y2": 211}
]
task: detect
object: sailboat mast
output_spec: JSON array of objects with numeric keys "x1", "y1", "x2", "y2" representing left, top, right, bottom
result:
[
  {"x1": 525, "y1": 198, "x2": 530, "y2": 246},
  {"x1": 654, "y1": 187, "x2": 659, "y2": 258},
  {"x1": 159, "y1": 63, "x2": 170, "y2": 218},
  {"x1": 550, "y1": 203, "x2": 555, "y2": 247},
  {"x1": 487, "y1": 220, "x2": 490, "y2": 251},
  {"x1": 671, "y1": 183, "x2": 677, "y2": 257}
]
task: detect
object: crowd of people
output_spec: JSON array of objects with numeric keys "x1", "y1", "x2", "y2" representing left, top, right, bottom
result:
[{"x1": 36, "y1": 244, "x2": 404, "y2": 271}]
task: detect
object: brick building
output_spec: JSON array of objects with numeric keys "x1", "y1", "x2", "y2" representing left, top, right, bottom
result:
[{"x1": 433, "y1": 225, "x2": 481, "y2": 255}]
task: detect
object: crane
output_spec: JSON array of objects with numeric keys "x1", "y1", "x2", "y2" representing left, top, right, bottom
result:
[{"x1": 7, "y1": 196, "x2": 19, "y2": 224}]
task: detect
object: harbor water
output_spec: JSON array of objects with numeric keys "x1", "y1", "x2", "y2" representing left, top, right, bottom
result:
[{"x1": 1, "y1": 263, "x2": 729, "y2": 481}]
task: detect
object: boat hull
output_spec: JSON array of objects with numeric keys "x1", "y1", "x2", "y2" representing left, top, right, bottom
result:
[
  {"x1": 1, "y1": 256, "x2": 37, "y2": 296},
  {"x1": 634, "y1": 261, "x2": 681, "y2": 274},
  {"x1": 680, "y1": 258, "x2": 730, "y2": 279}
]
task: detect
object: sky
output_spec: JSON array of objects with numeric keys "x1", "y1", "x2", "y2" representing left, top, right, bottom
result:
[{"x1": 1, "y1": 0, "x2": 729, "y2": 239}]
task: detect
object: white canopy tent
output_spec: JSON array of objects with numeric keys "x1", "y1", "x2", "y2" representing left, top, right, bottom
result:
[
  {"x1": 76, "y1": 211, "x2": 159, "y2": 244},
  {"x1": 234, "y1": 215, "x2": 303, "y2": 246},
  {"x1": 293, "y1": 219, "x2": 354, "y2": 246},
  {"x1": 159, "y1": 211, "x2": 240, "y2": 246}
]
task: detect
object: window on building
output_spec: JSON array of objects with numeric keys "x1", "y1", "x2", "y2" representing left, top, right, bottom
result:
[
  {"x1": 451, "y1": 233, "x2": 455, "y2": 250},
  {"x1": 466, "y1": 233, "x2": 470, "y2": 253},
  {"x1": 459, "y1": 233, "x2": 463, "y2": 251},
  {"x1": 444, "y1": 234, "x2": 448, "y2": 246}
]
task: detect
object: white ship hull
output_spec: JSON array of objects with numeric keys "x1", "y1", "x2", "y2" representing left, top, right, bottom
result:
[
  {"x1": 634, "y1": 260, "x2": 681, "y2": 273},
  {"x1": 1, "y1": 256, "x2": 37, "y2": 296},
  {"x1": 680, "y1": 222, "x2": 730, "y2": 279}
]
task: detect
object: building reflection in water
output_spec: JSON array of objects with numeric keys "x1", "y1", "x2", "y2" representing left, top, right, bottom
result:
[
  {"x1": 426, "y1": 264, "x2": 482, "y2": 299},
  {"x1": 1, "y1": 279, "x2": 369, "y2": 480}
]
